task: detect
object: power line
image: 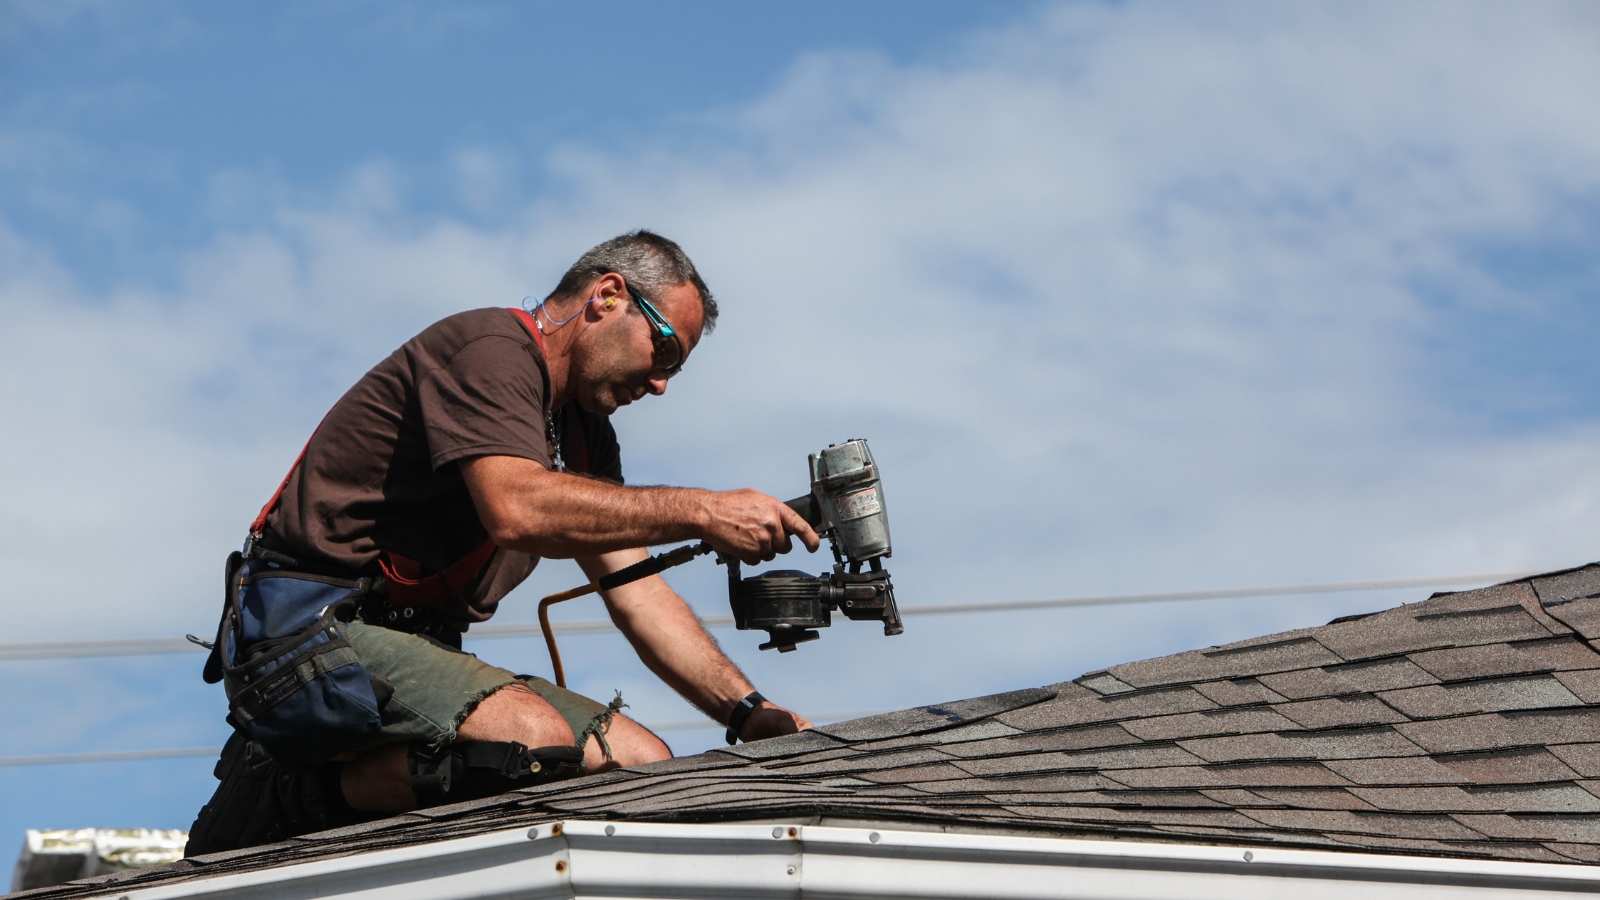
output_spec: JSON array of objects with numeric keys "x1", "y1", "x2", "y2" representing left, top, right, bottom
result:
[
  {"x1": 0, "y1": 570, "x2": 1537, "y2": 663},
  {"x1": 0, "y1": 711, "x2": 891, "y2": 769}
]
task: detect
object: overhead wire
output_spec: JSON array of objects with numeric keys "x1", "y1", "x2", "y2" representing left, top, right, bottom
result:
[
  {"x1": 0, "y1": 568, "x2": 1546, "y2": 768},
  {"x1": 0, "y1": 569, "x2": 1539, "y2": 663}
]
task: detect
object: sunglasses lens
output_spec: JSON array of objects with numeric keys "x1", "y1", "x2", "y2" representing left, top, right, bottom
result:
[
  {"x1": 629, "y1": 287, "x2": 686, "y2": 376},
  {"x1": 655, "y1": 333, "x2": 684, "y2": 375}
]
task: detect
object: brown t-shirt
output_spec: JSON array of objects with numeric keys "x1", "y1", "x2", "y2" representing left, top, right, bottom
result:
[{"x1": 260, "y1": 307, "x2": 623, "y2": 624}]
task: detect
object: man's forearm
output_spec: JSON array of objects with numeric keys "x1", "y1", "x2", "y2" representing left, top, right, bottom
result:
[
  {"x1": 461, "y1": 454, "x2": 817, "y2": 564},
  {"x1": 462, "y1": 456, "x2": 708, "y2": 558},
  {"x1": 579, "y1": 552, "x2": 754, "y2": 722}
]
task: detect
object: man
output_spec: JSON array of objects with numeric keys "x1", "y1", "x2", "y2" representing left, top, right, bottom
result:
[{"x1": 188, "y1": 231, "x2": 817, "y2": 853}]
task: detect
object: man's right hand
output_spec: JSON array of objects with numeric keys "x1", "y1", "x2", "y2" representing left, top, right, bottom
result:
[{"x1": 699, "y1": 488, "x2": 820, "y2": 565}]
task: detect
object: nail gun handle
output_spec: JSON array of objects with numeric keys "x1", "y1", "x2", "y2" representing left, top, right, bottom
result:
[{"x1": 785, "y1": 493, "x2": 825, "y2": 530}]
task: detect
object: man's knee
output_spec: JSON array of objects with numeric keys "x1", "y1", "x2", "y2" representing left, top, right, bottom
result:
[
  {"x1": 458, "y1": 683, "x2": 576, "y2": 748},
  {"x1": 587, "y1": 714, "x2": 671, "y2": 770}
]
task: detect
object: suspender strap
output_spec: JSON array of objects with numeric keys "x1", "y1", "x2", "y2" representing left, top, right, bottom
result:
[
  {"x1": 509, "y1": 306, "x2": 591, "y2": 477},
  {"x1": 508, "y1": 307, "x2": 548, "y2": 354},
  {"x1": 377, "y1": 539, "x2": 498, "y2": 608},
  {"x1": 250, "y1": 437, "x2": 314, "y2": 536}
]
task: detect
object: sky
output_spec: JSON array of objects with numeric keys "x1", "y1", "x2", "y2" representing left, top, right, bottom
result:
[{"x1": 3, "y1": 0, "x2": 1600, "y2": 872}]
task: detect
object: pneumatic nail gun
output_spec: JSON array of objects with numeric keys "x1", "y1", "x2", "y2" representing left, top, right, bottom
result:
[
  {"x1": 537, "y1": 439, "x2": 904, "y2": 685},
  {"x1": 724, "y1": 439, "x2": 903, "y2": 651}
]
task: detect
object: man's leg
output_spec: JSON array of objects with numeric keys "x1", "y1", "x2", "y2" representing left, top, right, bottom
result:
[{"x1": 341, "y1": 683, "x2": 670, "y2": 812}]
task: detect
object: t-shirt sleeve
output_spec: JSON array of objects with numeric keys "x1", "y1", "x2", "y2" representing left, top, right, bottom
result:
[{"x1": 417, "y1": 335, "x2": 551, "y2": 470}]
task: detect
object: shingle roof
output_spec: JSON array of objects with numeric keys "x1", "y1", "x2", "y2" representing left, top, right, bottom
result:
[{"x1": 28, "y1": 562, "x2": 1600, "y2": 897}]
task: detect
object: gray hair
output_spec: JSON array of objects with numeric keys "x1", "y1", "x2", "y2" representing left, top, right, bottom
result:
[{"x1": 548, "y1": 230, "x2": 717, "y2": 333}]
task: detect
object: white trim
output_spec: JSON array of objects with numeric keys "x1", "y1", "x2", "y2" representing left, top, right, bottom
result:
[{"x1": 100, "y1": 820, "x2": 1600, "y2": 900}]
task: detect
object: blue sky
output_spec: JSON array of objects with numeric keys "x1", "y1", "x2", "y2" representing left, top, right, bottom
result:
[{"x1": 3, "y1": 0, "x2": 1600, "y2": 872}]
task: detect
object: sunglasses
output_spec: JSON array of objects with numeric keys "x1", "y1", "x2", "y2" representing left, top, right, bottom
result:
[{"x1": 625, "y1": 284, "x2": 686, "y2": 377}]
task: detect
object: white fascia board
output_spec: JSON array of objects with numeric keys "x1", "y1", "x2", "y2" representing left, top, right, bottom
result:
[{"x1": 102, "y1": 820, "x2": 1600, "y2": 900}]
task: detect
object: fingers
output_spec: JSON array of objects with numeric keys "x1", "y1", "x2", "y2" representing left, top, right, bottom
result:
[
  {"x1": 742, "y1": 706, "x2": 810, "y2": 742},
  {"x1": 777, "y1": 504, "x2": 821, "y2": 553},
  {"x1": 703, "y1": 489, "x2": 822, "y2": 565}
]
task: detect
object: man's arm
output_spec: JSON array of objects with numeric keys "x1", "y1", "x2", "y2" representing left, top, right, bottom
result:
[
  {"x1": 460, "y1": 455, "x2": 818, "y2": 564},
  {"x1": 578, "y1": 549, "x2": 812, "y2": 742}
]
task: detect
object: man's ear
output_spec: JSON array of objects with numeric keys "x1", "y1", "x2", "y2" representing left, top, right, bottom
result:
[{"x1": 591, "y1": 272, "x2": 627, "y2": 314}]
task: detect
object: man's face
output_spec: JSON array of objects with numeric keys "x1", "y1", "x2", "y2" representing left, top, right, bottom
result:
[{"x1": 573, "y1": 279, "x2": 705, "y2": 416}]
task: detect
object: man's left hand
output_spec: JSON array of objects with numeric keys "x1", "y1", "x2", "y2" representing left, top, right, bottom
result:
[{"x1": 741, "y1": 703, "x2": 814, "y2": 742}]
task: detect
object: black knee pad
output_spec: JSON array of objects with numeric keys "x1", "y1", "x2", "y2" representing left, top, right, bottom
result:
[
  {"x1": 186, "y1": 732, "x2": 362, "y2": 856},
  {"x1": 408, "y1": 740, "x2": 585, "y2": 808},
  {"x1": 187, "y1": 731, "x2": 286, "y2": 856}
]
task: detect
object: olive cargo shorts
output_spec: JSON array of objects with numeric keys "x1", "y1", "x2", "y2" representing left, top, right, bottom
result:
[{"x1": 344, "y1": 621, "x2": 618, "y2": 754}]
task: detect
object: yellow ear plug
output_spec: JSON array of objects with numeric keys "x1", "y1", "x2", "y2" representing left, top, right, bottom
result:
[{"x1": 603, "y1": 296, "x2": 616, "y2": 309}]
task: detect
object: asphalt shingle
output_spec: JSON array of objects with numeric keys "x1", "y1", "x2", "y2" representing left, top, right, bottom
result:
[
  {"x1": 1273, "y1": 696, "x2": 1410, "y2": 729},
  {"x1": 1179, "y1": 727, "x2": 1428, "y2": 763},
  {"x1": 1315, "y1": 597, "x2": 1551, "y2": 662},
  {"x1": 1119, "y1": 707, "x2": 1303, "y2": 741},
  {"x1": 1108, "y1": 636, "x2": 1343, "y2": 688},
  {"x1": 1466, "y1": 783, "x2": 1600, "y2": 813},
  {"x1": 814, "y1": 688, "x2": 1055, "y2": 741},
  {"x1": 1531, "y1": 565, "x2": 1600, "y2": 608},
  {"x1": 1408, "y1": 636, "x2": 1600, "y2": 682},
  {"x1": 1207, "y1": 762, "x2": 1358, "y2": 787},
  {"x1": 1435, "y1": 748, "x2": 1581, "y2": 785},
  {"x1": 1191, "y1": 677, "x2": 1289, "y2": 706},
  {"x1": 1247, "y1": 787, "x2": 1375, "y2": 810},
  {"x1": 1258, "y1": 656, "x2": 1439, "y2": 700},
  {"x1": 953, "y1": 743, "x2": 1207, "y2": 776},
  {"x1": 1239, "y1": 809, "x2": 1484, "y2": 841},
  {"x1": 996, "y1": 685, "x2": 1217, "y2": 730},
  {"x1": 1451, "y1": 814, "x2": 1600, "y2": 843},
  {"x1": 935, "y1": 725, "x2": 1143, "y2": 758},
  {"x1": 1396, "y1": 708, "x2": 1600, "y2": 755},
  {"x1": 1531, "y1": 567, "x2": 1600, "y2": 639},
  {"x1": 1322, "y1": 756, "x2": 1467, "y2": 786},
  {"x1": 1550, "y1": 744, "x2": 1600, "y2": 777},
  {"x1": 1378, "y1": 675, "x2": 1584, "y2": 719},
  {"x1": 1556, "y1": 669, "x2": 1600, "y2": 704}
]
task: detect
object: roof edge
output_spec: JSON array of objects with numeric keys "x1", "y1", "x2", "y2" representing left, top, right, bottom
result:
[{"x1": 53, "y1": 820, "x2": 1600, "y2": 900}]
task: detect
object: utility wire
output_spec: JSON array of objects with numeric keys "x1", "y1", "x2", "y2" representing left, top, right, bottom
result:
[
  {"x1": 0, "y1": 711, "x2": 892, "y2": 769},
  {"x1": 0, "y1": 570, "x2": 1538, "y2": 663},
  {"x1": 0, "y1": 568, "x2": 1550, "y2": 768}
]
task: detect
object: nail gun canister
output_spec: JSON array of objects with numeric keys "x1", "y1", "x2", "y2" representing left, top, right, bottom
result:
[{"x1": 810, "y1": 439, "x2": 891, "y2": 562}]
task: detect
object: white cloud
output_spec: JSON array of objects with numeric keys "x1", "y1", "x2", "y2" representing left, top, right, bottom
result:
[{"x1": 2, "y1": 1, "x2": 1599, "y2": 727}]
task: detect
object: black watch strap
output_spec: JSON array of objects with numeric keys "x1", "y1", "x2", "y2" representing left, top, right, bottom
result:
[{"x1": 725, "y1": 691, "x2": 768, "y2": 745}]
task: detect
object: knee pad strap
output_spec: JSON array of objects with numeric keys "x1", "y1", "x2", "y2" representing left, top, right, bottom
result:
[{"x1": 408, "y1": 740, "x2": 584, "y2": 807}]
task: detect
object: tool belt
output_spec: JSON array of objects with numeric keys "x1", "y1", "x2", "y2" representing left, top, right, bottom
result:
[
  {"x1": 202, "y1": 548, "x2": 386, "y2": 771},
  {"x1": 357, "y1": 583, "x2": 469, "y2": 648}
]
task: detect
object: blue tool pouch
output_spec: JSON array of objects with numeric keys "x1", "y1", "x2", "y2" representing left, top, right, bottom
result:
[{"x1": 204, "y1": 551, "x2": 384, "y2": 770}]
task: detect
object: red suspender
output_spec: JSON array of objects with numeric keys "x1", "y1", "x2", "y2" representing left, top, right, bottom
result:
[
  {"x1": 509, "y1": 307, "x2": 547, "y2": 354},
  {"x1": 249, "y1": 440, "x2": 312, "y2": 536},
  {"x1": 509, "y1": 306, "x2": 590, "y2": 474},
  {"x1": 376, "y1": 539, "x2": 499, "y2": 608}
]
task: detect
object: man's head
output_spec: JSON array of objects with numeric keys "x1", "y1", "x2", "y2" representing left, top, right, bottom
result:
[{"x1": 546, "y1": 231, "x2": 716, "y2": 415}]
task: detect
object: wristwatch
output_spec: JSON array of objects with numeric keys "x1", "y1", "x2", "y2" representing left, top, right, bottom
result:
[{"x1": 725, "y1": 691, "x2": 768, "y2": 745}]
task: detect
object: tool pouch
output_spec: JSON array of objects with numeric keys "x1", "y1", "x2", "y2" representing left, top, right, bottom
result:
[{"x1": 203, "y1": 551, "x2": 385, "y2": 770}]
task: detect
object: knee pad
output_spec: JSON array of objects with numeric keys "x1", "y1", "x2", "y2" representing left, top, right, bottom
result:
[
  {"x1": 408, "y1": 740, "x2": 585, "y2": 807},
  {"x1": 187, "y1": 733, "x2": 366, "y2": 856}
]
